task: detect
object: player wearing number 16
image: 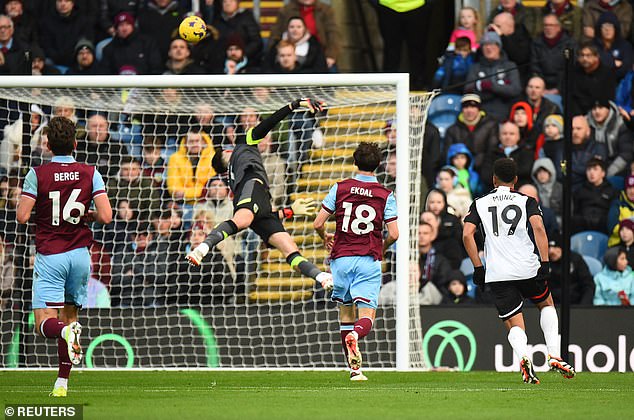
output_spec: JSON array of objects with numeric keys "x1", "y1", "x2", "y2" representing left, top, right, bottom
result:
[
  {"x1": 314, "y1": 142, "x2": 399, "y2": 381},
  {"x1": 16, "y1": 117, "x2": 113, "y2": 397}
]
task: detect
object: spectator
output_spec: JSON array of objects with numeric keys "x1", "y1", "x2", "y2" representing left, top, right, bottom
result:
[
  {"x1": 141, "y1": 137, "x2": 166, "y2": 190},
  {"x1": 447, "y1": 6, "x2": 481, "y2": 52},
  {"x1": 100, "y1": 12, "x2": 163, "y2": 75},
  {"x1": 166, "y1": 130, "x2": 217, "y2": 205},
  {"x1": 0, "y1": 236, "x2": 14, "y2": 310},
  {"x1": 540, "y1": 114, "x2": 564, "y2": 179},
  {"x1": 110, "y1": 223, "x2": 153, "y2": 307},
  {"x1": 270, "y1": 0, "x2": 340, "y2": 70},
  {"x1": 583, "y1": 0, "x2": 632, "y2": 40},
  {"x1": 190, "y1": 22, "x2": 224, "y2": 73},
  {"x1": 75, "y1": 113, "x2": 126, "y2": 183},
  {"x1": 446, "y1": 142, "x2": 480, "y2": 197},
  {"x1": 417, "y1": 221, "x2": 450, "y2": 301},
  {"x1": 373, "y1": 1, "x2": 431, "y2": 90},
  {"x1": 587, "y1": 97, "x2": 633, "y2": 177},
  {"x1": 481, "y1": 122, "x2": 534, "y2": 190},
  {"x1": 66, "y1": 38, "x2": 99, "y2": 74},
  {"x1": 432, "y1": 36, "x2": 475, "y2": 94},
  {"x1": 194, "y1": 175, "x2": 233, "y2": 223},
  {"x1": 488, "y1": 0, "x2": 538, "y2": 36},
  {"x1": 100, "y1": 198, "x2": 137, "y2": 254},
  {"x1": 222, "y1": 34, "x2": 251, "y2": 74},
  {"x1": 571, "y1": 115, "x2": 608, "y2": 191},
  {"x1": 509, "y1": 101, "x2": 539, "y2": 150},
  {"x1": 29, "y1": 127, "x2": 53, "y2": 167},
  {"x1": 176, "y1": 222, "x2": 234, "y2": 305},
  {"x1": 570, "y1": 41, "x2": 617, "y2": 116},
  {"x1": 572, "y1": 157, "x2": 618, "y2": 234},
  {"x1": 212, "y1": 0, "x2": 262, "y2": 65},
  {"x1": 38, "y1": 0, "x2": 92, "y2": 69},
  {"x1": 531, "y1": 157, "x2": 563, "y2": 218},
  {"x1": 531, "y1": 14, "x2": 577, "y2": 93},
  {"x1": 424, "y1": 188, "x2": 465, "y2": 269},
  {"x1": 435, "y1": 165, "x2": 471, "y2": 220},
  {"x1": 136, "y1": 0, "x2": 182, "y2": 62},
  {"x1": 0, "y1": 176, "x2": 18, "y2": 244},
  {"x1": 593, "y1": 11, "x2": 632, "y2": 81},
  {"x1": 444, "y1": 93, "x2": 498, "y2": 175},
  {"x1": 523, "y1": 77, "x2": 561, "y2": 156},
  {"x1": 263, "y1": 40, "x2": 305, "y2": 73},
  {"x1": 257, "y1": 125, "x2": 285, "y2": 208},
  {"x1": 464, "y1": 30, "x2": 521, "y2": 122},
  {"x1": 85, "y1": 277, "x2": 111, "y2": 308},
  {"x1": 608, "y1": 174, "x2": 634, "y2": 246},
  {"x1": 98, "y1": 0, "x2": 142, "y2": 40},
  {"x1": 30, "y1": 45, "x2": 61, "y2": 75},
  {"x1": 191, "y1": 103, "x2": 225, "y2": 147},
  {"x1": 5, "y1": 0, "x2": 38, "y2": 48},
  {"x1": 0, "y1": 14, "x2": 29, "y2": 74},
  {"x1": 594, "y1": 246, "x2": 634, "y2": 305},
  {"x1": 265, "y1": 16, "x2": 326, "y2": 73},
  {"x1": 548, "y1": 231, "x2": 595, "y2": 304},
  {"x1": 518, "y1": 183, "x2": 560, "y2": 236},
  {"x1": 107, "y1": 156, "x2": 160, "y2": 225},
  {"x1": 1, "y1": 104, "x2": 47, "y2": 173},
  {"x1": 536, "y1": 0, "x2": 583, "y2": 41},
  {"x1": 163, "y1": 38, "x2": 206, "y2": 75},
  {"x1": 441, "y1": 270, "x2": 475, "y2": 304},
  {"x1": 616, "y1": 218, "x2": 634, "y2": 268},
  {"x1": 491, "y1": 11, "x2": 532, "y2": 86}
]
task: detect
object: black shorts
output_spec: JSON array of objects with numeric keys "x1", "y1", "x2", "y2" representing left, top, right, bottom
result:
[
  {"x1": 233, "y1": 178, "x2": 285, "y2": 244},
  {"x1": 489, "y1": 277, "x2": 550, "y2": 321}
]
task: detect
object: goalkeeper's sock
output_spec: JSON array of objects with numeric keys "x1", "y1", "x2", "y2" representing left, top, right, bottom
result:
[
  {"x1": 507, "y1": 326, "x2": 529, "y2": 360},
  {"x1": 539, "y1": 305, "x2": 561, "y2": 357},
  {"x1": 203, "y1": 220, "x2": 239, "y2": 248},
  {"x1": 340, "y1": 322, "x2": 355, "y2": 367},
  {"x1": 57, "y1": 338, "x2": 72, "y2": 380},
  {"x1": 286, "y1": 251, "x2": 321, "y2": 279},
  {"x1": 40, "y1": 318, "x2": 66, "y2": 339},
  {"x1": 353, "y1": 317, "x2": 373, "y2": 339}
]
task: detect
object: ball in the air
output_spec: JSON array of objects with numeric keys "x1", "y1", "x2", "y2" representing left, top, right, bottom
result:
[{"x1": 179, "y1": 16, "x2": 207, "y2": 43}]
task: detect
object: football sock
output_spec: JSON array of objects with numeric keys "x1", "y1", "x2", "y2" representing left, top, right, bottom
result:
[
  {"x1": 340, "y1": 322, "x2": 355, "y2": 367},
  {"x1": 507, "y1": 326, "x2": 528, "y2": 360},
  {"x1": 286, "y1": 251, "x2": 321, "y2": 279},
  {"x1": 54, "y1": 377, "x2": 68, "y2": 390},
  {"x1": 540, "y1": 305, "x2": 561, "y2": 357},
  {"x1": 203, "y1": 220, "x2": 239, "y2": 248},
  {"x1": 41, "y1": 318, "x2": 65, "y2": 339},
  {"x1": 353, "y1": 317, "x2": 373, "y2": 339},
  {"x1": 57, "y1": 338, "x2": 72, "y2": 380}
]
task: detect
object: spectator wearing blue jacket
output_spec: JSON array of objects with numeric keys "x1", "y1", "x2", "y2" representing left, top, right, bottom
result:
[
  {"x1": 593, "y1": 11, "x2": 632, "y2": 82},
  {"x1": 446, "y1": 142, "x2": 480, "y2": 195},
  {"x1": 594, "y1": 246, "x2": 634, "y2": 306},
  {"x1": 432, "y1": 37, "x2": 475, "y2": 94}
]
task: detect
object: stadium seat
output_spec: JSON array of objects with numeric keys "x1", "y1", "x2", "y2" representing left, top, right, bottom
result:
[
  {"x1": 570, "y1": 231, "x2": 609, "y2": 261},
  {"x1": 607, "y1": 176, "x2": 624, "y2": 191},
  {"x1": 582, "y1": 255, "x2": 603, "y2": 277},
  {"x1": 543, "y1": 93, "x2": 563, "y2": 112},
  {"x1": 428, "y1": 94, "x2": 462, "y2": 138}
]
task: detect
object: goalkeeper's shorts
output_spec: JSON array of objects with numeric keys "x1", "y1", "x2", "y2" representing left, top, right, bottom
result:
[
  {"x1": 330, "y1": 256, "x2": 381, "y2": 309},
  {"x1": 233, "y1": 178, "x2": 285, "y2": 244},
  {"x1": 32, "y1": 247, "x2": 90, "y2": 309}
]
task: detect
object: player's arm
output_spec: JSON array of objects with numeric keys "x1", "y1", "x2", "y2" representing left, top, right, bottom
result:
[
  {"x1": 276, "y1": 198, "x2": 317, "y2": 220},
  {"x1": 314, "y1": 208, "x2": 334, "y2": 249},
  {"x1": 383, "y1": 220, "x2": 399, "y2": 254},
  {"x1": 245, "y1": 98, "x2": 325, "y2": 145},
  {"x1": 90, "y1": 194, "x2": 113, "y2": 224},
  {"x1": 463, "y1": 200, "x2": 485, "y2": 288},
  {"x1": 529, "y1": 214, "x2": 549, "y2": 263},
  {"x1": 16, "y1": 195, "x2": 36, "y2": 224}
]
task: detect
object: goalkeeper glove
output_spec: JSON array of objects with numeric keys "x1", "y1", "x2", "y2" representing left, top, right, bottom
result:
[
  {"x1": 290, "y1": 97, "x2": 326, "y2": 113},
  {"x1": 473, "y1": 266, "x2": 485, "y2": 290},
  {"x1": 538, "y1": 261, "x2": 551, "y2": 282},
  {"x1": 291, "y1": 198, "x2": 317, "y2": 216}
]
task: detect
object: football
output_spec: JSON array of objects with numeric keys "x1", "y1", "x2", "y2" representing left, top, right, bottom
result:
[{"x1": 179, "y1": 15, "x2": 207, "y2": 43}]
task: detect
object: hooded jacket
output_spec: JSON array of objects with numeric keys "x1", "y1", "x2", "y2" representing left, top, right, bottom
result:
[
  {"x1": 608, "y1": 190, "x2": 634, "y2": 246},
  {"x1": 446, "y1": 142, "x2": 480, "y2": 194},
  {"x1": 531, "y1": 157, "x2": 563, "y2": 214},
  {"x1": 444, "y1": 111, "x2": 498, "y2": 171},
  {"x1": 593, "y1": 246, "x2": 634, "y2": 305},
  {"x1": 586, "y1": 100, "x2": 633, "y2": 177},
  {"x1": 509, "y1": 101, "x2": 541, "y2": 149},
  {"x1": 583, "y1": 0, "x2": 632, "y2": 40},
  {"x1": 593, "y1": 11, "x2": 633, "y2": 81},
  {"x1": 166, "y1": 132, "x2": 217, "y2": 203}
]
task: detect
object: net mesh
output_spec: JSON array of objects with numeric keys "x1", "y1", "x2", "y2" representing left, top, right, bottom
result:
[{"x1": 0, "y1": 81, "x2": 435, "y2": 368}]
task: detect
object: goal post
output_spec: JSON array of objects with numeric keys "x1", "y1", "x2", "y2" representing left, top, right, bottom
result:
[{"x1": 0, "y1": 74, "x2": 436, "y2": 370}]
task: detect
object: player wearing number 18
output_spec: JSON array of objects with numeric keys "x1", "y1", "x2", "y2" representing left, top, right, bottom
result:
[
  {"x1": 16, "y1": 117, "x2": 113, "y2": 397},
  {"x1": 462, "y1": 157, "x2": 575, "y2": 385},
  {"x1": 314, "y1": 142, "x2": 398, "y2": 381}
]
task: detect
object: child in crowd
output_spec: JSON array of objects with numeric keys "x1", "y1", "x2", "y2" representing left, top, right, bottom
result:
[
  {"x1": 447, "y1": 6, "x2": 481, "y2": 52},
  {"x1": 433, "y1": 37, "x2": 475, "y2": 94},
  {"x1": 446, "y1": 143, "x2": 480, "y2": 196},
  {"x1": 531, "y1": 157, "x2": 563, "y2": 217},
  {"x1": 594, "y1": 247, "x2": 634, "y2": 306},
  {"x1": 538, "y1": 114, "x2": 564, "y2": 180},
  {"x1": 442, "y1": 270, "x2": 475, "y2": 304}
]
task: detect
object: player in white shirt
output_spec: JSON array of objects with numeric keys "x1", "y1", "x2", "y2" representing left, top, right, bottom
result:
[{"x1": 463, "y1": 158, "x2": 575, "y2": 384}]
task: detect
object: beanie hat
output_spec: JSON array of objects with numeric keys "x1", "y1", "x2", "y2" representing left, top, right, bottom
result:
[
  {"x1": 114, "y1": 11, "x2": 135, "y2": 28},
  {"x1": 481, "y1": 31, "x2": 502, "y2": 47},
  {"x1": 620, "y1": 218, "x2": 634, "y2": 232},
  {"x1": 544, "y1": 114, "x2": 564, "y2": 133},
  {"x1": 74, "y1": 38, "x2": 95, "y2": 55}
]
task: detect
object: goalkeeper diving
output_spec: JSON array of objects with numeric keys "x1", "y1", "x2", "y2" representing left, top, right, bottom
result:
[{"x1": 186, "y1": 98, "x2": 333, "y2": 291}]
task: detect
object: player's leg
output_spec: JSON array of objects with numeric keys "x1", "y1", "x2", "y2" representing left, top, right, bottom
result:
[
  {"x1": 53, "y1": 305, "x2": 80, "y2": 396},
  {"x1": 535, "y1": 296, "x2": 576, "y2": 378},
  {"x1": 267, "y1": 230, "x2": 332, "y2": 289},
  {"x1": 491, "y1": 282, "x2": 540, "y2": 384},
  {"x1": 339, "y1": 305, "x2": 367, "y2": 380}
]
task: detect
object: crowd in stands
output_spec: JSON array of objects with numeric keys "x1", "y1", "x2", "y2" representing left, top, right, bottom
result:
[{"x1": 1, "y1": 0, "x2": 633, "y2": 309}]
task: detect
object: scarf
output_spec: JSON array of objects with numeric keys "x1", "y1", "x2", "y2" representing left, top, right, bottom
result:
[
  {"x1": 549, "y1": 0, "x2": 570, "y2": 16},
  {"x1": 543, "y1": 30, "x2": 564, "y2": 48},
  {"x1": 300, "y1": 6, "x2": 319, "y2": 41},
  {"x1": 420, "y1": 248, "x2": 436, "y2": 288}
]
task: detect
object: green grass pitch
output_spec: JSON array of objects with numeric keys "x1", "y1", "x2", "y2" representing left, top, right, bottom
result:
[{"x1": 1, "y1": 371, "x2": 633, "y2": 419}]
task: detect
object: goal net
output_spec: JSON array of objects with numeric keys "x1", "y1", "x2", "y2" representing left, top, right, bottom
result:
[{"x1": 0, "y1": 74, "x2": 435, "y2": 370}]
